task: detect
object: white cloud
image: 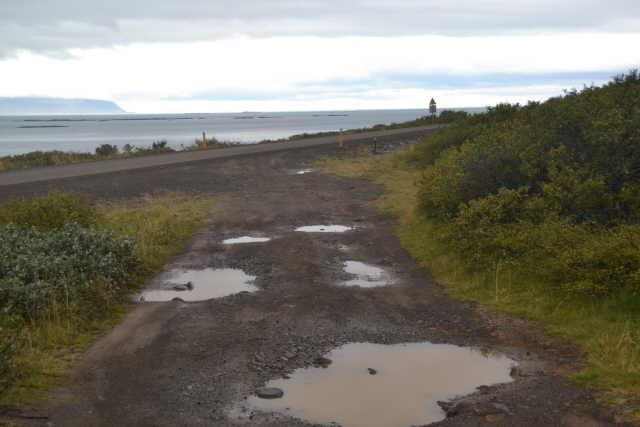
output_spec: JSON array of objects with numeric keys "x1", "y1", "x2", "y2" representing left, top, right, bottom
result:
[
  {"x1": 0, "y1": 32, "x2": 636, "y2": 112},
  {"x1": 1, "y1": 0, "x2": 639, "y2": 57}
]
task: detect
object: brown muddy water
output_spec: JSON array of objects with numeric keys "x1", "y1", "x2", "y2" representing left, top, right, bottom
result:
[
  {"x1": 246, "y1": 342, "x2": 515, "y2": 427},
  {"x1": 223, "y1": 236, "x2": 272, "y2": 244},
  {"x1": 342, "y1": 261, "x2": 392, "y2": 288},
  {"x1": 295, "y1": 225, "x2": 353, "y2": 233},
  {"x1": 138, "y1": 268, "x2": 257, "y2": 302}
]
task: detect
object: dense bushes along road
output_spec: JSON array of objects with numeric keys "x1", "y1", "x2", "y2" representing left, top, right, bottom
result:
[{"x1": 405, "y1": 70, "x2": 640, "y2": 297}]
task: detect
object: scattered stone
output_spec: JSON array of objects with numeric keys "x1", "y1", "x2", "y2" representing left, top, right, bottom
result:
[
  {"x1": 439, "y1": 400, "x2": 510, "y2": 418},
  {"x1": 256, "y1": 387, "x2": 284, "y2": 399},
  {"x1": 367, "y1": 368, "x2": 377, "y2": 375},
  {"x1": 171, "y1": 297, "x2": 185, "y2": 302},
  {"x1": 172, "y1": 283, "x2": 190, "y2": 291},
  {"x1": 314, "y1": 357, "x2": 332, "y2": 367},
  {"x1": 477, "y1": 385, "x2": 491, "y2": 394},
  {"x1": 485, "y1": 414, "x2": 506, "y2": 422},
  {"x1": 492, "y1": 403, "x2": 511, "y2": 414}
]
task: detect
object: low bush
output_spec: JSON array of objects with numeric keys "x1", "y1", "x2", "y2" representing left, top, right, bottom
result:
[
  {"x1": 0, "y1": 150, "x2": 97, "y2": 169},
  {"x1": 0, "y1": 190, "x2": 101, "y2": 231},
  {"x1": 0, "y1": 191, "x2": 214, "y2": 399},
  {"x1": 0, "y1": 224, "x2": 138, "y2": 322},
  {"x1": 95, "y1": 144, "x2": 119, "y2": 156},
  {"x1": 0, "y1": 223, "x2": 138, "y2": 392},
  {"x1": 411, "y1": 70, "x2": 640, "y2": 296}
]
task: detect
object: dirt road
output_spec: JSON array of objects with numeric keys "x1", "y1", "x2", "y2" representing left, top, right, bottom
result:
[{"x1": 4, "y1": 130, "x2": 628, "y2": 426}]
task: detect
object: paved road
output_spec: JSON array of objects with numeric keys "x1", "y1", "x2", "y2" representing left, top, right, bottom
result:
[{"x1": 0, "y1": 125, "x2": 440, "y2": 187}]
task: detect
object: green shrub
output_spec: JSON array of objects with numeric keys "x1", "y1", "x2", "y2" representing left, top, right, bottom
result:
[
  {"x1": 0, "y1": 222, "x2": 138, "y2": 392},
  {"x1": 0, "y1": 223, "x2": 138, "y2": 322},
  {"x1": 0, "y1": 150, "x2": 97, "y2": 169},
  {"x1": 95, "y1": 144, "x2": 119, "y2": 156},
  {"x1": 413, "y1": 70, "x2": 640, "y2": 295},
  {"x1": 0, "y1": 191, "x2": 102, "y2": 232}
]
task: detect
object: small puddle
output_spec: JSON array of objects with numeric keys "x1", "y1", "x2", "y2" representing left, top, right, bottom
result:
[
  {"x1": 139, "y1": 268, "x2": 257, "y2": 302},
  {"x1": 246, "y1": 342, "x2": 515, "y2": 427},
  {"x1": 223, "y1": 236, "x2": 271, "y2": 244},
  {"x1": 295, "y1": 169, "x2": 314, "y2": 175},
  {"x1": 342, "y1": 261, "x2": 391, "y2": 288},
  {"x1": 295, "y1": 225, "x2": 352, "y2": 233}
]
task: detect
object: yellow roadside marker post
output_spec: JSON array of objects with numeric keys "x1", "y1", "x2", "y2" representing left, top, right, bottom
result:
[{"x1": 339, "y1": 128, "x2": 345, "y2": 148}]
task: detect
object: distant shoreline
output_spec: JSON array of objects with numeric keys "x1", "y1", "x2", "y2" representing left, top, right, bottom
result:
[{"x1": 0, "y1": 112, "x2": 466, "y2": 171}]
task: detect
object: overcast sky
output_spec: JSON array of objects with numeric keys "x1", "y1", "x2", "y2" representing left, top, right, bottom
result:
[{"x1": 1, "y1": 0, "x2": 639, "y2": 113}]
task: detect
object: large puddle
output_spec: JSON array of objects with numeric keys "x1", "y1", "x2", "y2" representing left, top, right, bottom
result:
[
  {"x1": 139, "y1": 268, "x2": 257, "y2": 302},
  {"x1": 223, "y1": 236, "x2": 271, "y2": 244},
  {"x1": 295, "y1": 225, "x2": 352, "y2": 233},
  {"x1": 342, "y1": 261, "x2": 391, "y2": 288},
  {"x1": 246, "y1": 342, "x2": 515, "y2": 427}
]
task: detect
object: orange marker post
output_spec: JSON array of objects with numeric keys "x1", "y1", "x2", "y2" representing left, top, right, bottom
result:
[{"x1": 338, "y1": 129, "x2": 345, "y2": 148}]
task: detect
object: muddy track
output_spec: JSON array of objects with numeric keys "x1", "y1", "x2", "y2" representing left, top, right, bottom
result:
[{"x1": 5, "y1": 133, "x2": 629, "y2": 426}]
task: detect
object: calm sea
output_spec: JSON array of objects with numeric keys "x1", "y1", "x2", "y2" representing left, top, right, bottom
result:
[{"x1": 0, "y1": 108, "x2": 485, "y2": 156}]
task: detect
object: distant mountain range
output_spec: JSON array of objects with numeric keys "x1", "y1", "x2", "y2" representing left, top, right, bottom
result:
[{"x1": 0, "y1": 97, "x2": 125, "y2": 114}]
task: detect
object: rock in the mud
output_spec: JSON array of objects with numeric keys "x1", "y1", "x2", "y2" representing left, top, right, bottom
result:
[
  {"x1": 256, "y1": 387, "x2": 284, "y2": 399},
  {"x1": 476, "y1": 385, "x2": 491, "y2": 394},
  {"x1": 314, "y1": 357, "x2": 332, "y2": 367},
  {"x1": 172, "y1": 283, "x2": 190, "y2": 291},
  {"x1": 367, "y1": 368, "x2": 377, "y2": 375},
  {"x1": 438, "y1": 400, "x2": 510, "y2": 418}
]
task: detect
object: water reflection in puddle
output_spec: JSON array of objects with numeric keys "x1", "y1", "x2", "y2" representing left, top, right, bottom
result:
[
  {"x1": 343, "y1": 261, "x2": 391, "y2": 288},
  {"x1": 247, "y1": 342, "x2": 515, "y2": 427},
  {"x1": 295, "y1": 169, "x2": 314, "y2": 175},
  {"x1": 223, "y1": 236, "x2": 271, "y2": 244},
  {"x1": 295, "y1": 225, "x2": 352, "y2": 233},
  {"x1": 139, "y1": 268, "x2": 257, "y2": 302}
]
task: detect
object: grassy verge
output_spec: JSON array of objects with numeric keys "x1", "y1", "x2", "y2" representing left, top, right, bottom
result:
[
  {"x1": 317, "y1": 149, "x2": 640, "y2": 423},
  {"x1": 0, "y1": 191, "x2": 214, "y2": 406}
]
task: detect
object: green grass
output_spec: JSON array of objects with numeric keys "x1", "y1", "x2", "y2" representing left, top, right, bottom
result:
[
  {"x1": 317, "y1": 149, "x2": 640, "y2": 423},
  {"x1": 0, "y1": 191, "x2": 215, "y2": 406}
]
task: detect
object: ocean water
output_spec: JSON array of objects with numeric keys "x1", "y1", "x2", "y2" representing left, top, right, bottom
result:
[{"x1": 0, "y1": 108, "x2": 484, "y2": 156}]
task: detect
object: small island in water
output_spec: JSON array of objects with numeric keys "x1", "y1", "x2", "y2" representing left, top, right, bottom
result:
[{"x1": 0, "y1": 97, "x2": 125, "y2": 115}]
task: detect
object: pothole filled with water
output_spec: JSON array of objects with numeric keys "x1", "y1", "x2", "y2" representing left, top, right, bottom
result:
[
  {"x1": 223, "y1": 236, "x2": 272, "y2": 244},
  {"x1": 342, "y1": 261, "x2": 392, "y2": 288},
  {"x1": 138, "y1": 268, "x2": 257, "y2": 302},
  {"x1": 295, "y1": 169, "x2": 314, "y2": 175},
  {"x1": 295, "y1": 225, "x2": 352, "y2": 233},
  {"x1": 245, "y1": 342, "x2": 515, "y2": 427}
]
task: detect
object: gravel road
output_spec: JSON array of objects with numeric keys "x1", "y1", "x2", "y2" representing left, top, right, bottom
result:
[{"x1": 2, "y1": 127, "x2": 629, "y2": 427}]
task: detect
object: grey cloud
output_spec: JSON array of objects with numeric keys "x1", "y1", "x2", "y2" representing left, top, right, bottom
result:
[{"x1": 1, "y1": 0, "x2": 639, "y2": 57}]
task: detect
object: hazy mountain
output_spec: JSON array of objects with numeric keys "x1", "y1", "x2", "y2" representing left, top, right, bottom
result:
[{"x1": 0, "y1": 97, "x2": 126, "y2": 114}]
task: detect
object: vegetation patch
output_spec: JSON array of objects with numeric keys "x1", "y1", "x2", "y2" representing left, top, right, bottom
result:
[
  {"x1": 0, "y1": 191, "x2": 214, "y2": 404},
  {"x1": 0, "y1": 138, "x2": 237, "y2": 171},
  {"x1": 317, "y1": 71, "x2": 640, "y2": 421}
]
